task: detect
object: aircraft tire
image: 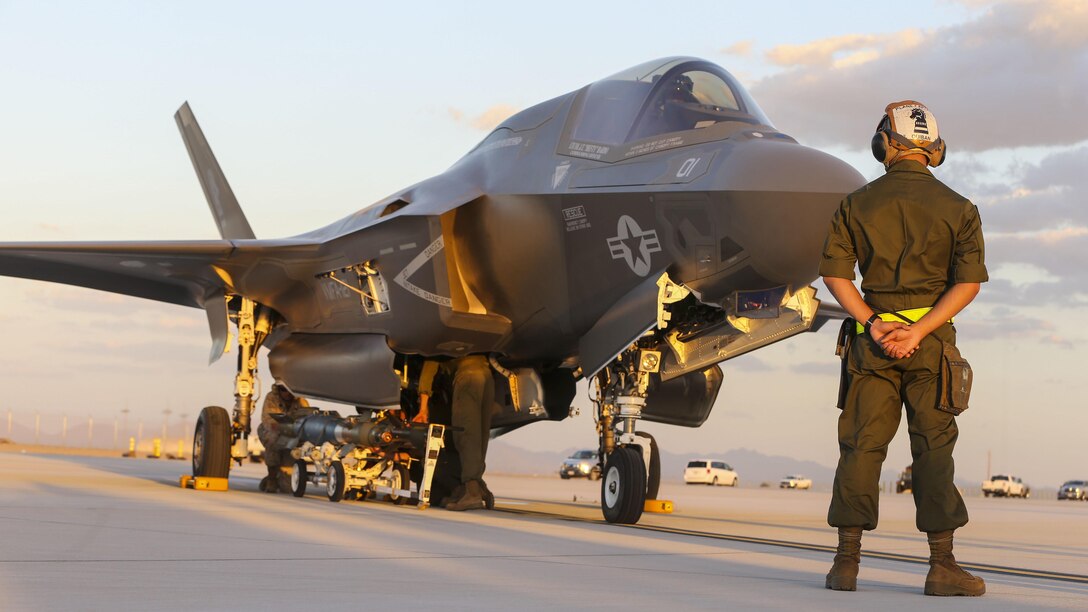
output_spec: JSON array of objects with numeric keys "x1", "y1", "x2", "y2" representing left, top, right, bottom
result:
[
  {"x1": 291, "y1": 460, "x2": 308, "y2": 497},
  {"x1": 327, "y1": 462, "x2": 346, "y2": 502},
  {"x1": 634, "y1": 431, "x2": 661, "y2": 500},
  {"x1": 601, "y1": 446, "x2": 646, "y2": 524},
  {"x1": 192, "y1": 406, "x2": 231, "y2": 479}
]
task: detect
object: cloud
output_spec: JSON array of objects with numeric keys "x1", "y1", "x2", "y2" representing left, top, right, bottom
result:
[
  {"x1": 750, "y1": 0, "x2": 1088, "y2": 151},
  {"x1": 969, "y1": 148, "x2": 1088, "y2": 233},
  {"x1": 447, "y1": 104, "x2": 520, "y2": 131},
  {"x1": 470, "y1": 104, "x2": 519, "y2": 131},
  {"x1": 721, "y1": 40, "x2": 754, "y2": 57}
]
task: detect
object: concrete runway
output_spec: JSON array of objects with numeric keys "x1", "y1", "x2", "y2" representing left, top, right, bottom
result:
[{"x1": 1, "y1": 452, "x2": 1085, "y2": 611}]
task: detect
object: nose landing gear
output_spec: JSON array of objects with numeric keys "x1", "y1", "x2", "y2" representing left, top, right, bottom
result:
[{"x1": 593, "y1": 347, "x2": 665, "y2": 524}]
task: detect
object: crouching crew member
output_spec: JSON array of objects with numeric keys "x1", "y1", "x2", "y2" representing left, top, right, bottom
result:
[
  {"x1": 257, "y1": 383, "x2": 313, "y2": 493},
  {"x1": 820, "y1": 101, "x2": 987, "y2": 596}
]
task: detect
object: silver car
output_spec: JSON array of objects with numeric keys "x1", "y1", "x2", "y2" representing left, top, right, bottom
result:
[
  {"x1": 559, "y1": 450, "x2": 601, "y2": 480},
  {"x1": 1058, "y1": 480, "x2": 1088, "y2": 500}
]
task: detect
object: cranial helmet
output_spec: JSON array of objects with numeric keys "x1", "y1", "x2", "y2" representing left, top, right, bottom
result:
[{"x1": 871, "y1": 100, "x2": 946, "y2": 167}]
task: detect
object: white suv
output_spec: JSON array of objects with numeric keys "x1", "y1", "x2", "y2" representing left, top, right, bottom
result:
[
  {"x1": 684, "y1": 459, "x2": 739, "y2": 486},
  {"x1": 779, "y1": 475, "x2": 813, "y2": 489}
]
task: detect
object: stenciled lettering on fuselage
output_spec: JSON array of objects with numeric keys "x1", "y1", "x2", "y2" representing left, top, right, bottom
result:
[
  {"x1": 607, "y1": 215, "x2": 661, "y2": 277},
  {"x1": 563, "y1": 205, "x2": 590, "y2": 232},
  {"x1": 393, "y1": 236, "x2": 453, "y2": 307}
]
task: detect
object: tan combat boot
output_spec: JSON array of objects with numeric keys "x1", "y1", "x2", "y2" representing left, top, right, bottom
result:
[
  {"x1": 446, "y1": 479, "x2": 486, "y2": 511},
  {"x1": 825, "y1": 527, "x2": 862, "y2": 591},
  {"x1": 925, "y1": 530, "x2": 985, "y2": 596}
]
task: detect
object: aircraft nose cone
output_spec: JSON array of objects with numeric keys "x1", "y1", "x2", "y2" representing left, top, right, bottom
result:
[{"x1": 716, "y1": 136, "x2": 866, "y2": 195}]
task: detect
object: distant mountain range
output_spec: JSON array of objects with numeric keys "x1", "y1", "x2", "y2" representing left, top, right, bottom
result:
[{"x1": 485, "y1": 440, "x2": 912, "y2": 489}]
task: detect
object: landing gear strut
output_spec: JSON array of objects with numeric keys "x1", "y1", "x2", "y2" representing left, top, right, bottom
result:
[
  {"x1": 191, "y1": 296, "x2": 272, "y2": 478},
  {"x1": 593, "y1": 345, "x2": 663, "y2": 524}
]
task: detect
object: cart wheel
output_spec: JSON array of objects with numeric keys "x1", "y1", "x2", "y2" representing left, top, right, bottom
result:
[
  {"x1": 291, "y1": 460, "x2": 308, "y2": 497},
  {"x1": 389, "y1": 464, "x2": 411, "y2": 506},
  {"x1": 327, "y1": 462, "x2": 346, "y2": 502}
]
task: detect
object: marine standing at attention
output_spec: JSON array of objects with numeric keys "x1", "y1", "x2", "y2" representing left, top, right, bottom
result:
[{"x1": 819, "y1": 101, "x2": 987, "y2": 596}]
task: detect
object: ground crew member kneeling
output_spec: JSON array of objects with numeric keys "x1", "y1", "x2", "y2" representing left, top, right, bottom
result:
[
  {"x1": 820, "y1": 101, "x2": 987, "y2": 597},
  {"x1": 257, "y1": 383, "x2": 312, "y2": 493}
]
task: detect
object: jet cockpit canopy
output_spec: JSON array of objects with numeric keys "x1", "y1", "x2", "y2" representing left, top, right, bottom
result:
[{"x1": 570, "y1": 57, "x2": 772, "y2": 148}]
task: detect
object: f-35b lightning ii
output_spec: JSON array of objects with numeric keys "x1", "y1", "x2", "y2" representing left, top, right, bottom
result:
[{"x1": 0, "y1": 57, "x2": 863, "y2": 523}]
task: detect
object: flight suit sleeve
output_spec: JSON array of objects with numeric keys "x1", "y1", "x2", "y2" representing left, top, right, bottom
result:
[
  {"x1": 418, "y1": 360, "x2": 440, "y2": 396},
  {"x1": 953, "y1": 203, "x2": 988, "y2": 283},
  {"x1": 818, "y1": 198, "x2": 857, "y2": 280}
]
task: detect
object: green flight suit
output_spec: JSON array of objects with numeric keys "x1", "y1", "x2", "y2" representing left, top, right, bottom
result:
[
  {"x1": 819, "y1": 159, "x2": 988, "y2": 533},
  {"x1": 418, "y1": 355, "x2": 495, "y2": 485}
]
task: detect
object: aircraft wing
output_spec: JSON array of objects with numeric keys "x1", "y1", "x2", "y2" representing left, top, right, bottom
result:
[
  {"x1": 0, "y1": 240, "x2": 235, "y2": 308},
  {"x1": 811, "y1": 301, "x2": 849, "y2": 332}
]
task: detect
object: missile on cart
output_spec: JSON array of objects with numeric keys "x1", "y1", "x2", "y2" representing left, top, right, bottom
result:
[{"x1": 278, "y1": 412, "x2": 429, "y2": 449}]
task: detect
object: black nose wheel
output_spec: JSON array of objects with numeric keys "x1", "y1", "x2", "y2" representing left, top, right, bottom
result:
[
  {"x1": 601, "y1": 446, "x2": 646, "y2": 524},
  {"x1": 192, "y1": 406, "x2": 231, "y2": 479}
]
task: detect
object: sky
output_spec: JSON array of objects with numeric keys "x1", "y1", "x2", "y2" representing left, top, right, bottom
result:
[{"x1": 0, "y1": 0, "x2": 1085, "y2": 487}]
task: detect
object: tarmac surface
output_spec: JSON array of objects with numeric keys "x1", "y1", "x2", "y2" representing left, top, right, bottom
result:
[{"x1": 1, "y1": 451, "x2": 1085, "y2": 611}]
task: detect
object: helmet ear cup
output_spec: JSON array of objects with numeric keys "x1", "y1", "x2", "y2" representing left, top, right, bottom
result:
[
  {"x1": 929, "y1": 138, "x2": 947, "y2": 167},
  {"x1": 871, "y1": 131, "x2": 895, "y2": 164}
]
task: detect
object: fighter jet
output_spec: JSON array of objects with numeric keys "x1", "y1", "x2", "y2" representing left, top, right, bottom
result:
[{"x1": 0, "y1": 57, "x2": 863, "y2": 523}]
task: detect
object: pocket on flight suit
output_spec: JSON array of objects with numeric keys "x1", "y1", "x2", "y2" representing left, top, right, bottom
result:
[
  {"x1": 937, "y1": 341, "x2": 973, "y2": 415},
  {"x1": 834, "y1": 318, "x2": 855, "y2": 409}
]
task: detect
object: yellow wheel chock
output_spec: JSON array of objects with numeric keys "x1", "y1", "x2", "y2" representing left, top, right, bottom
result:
[
  {"x1": 644, "y1": 499, "x2": 674, "y2": 513},
  {"x1": 180, "y1": 475, "x2": 229, "y2": 491}
]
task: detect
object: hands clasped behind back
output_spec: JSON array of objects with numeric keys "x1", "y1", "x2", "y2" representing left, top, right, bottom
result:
[{"x1": 869, "y1": 320, "x2": 921, "y2": 359}]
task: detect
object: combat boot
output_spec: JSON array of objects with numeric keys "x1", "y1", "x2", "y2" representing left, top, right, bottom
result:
[
  {"x1": 479, "y1": 479, "x2": 495, "y2": 510},
  {"x1": 438, "y1": 483, "x2": 465, "y2": 508},
  {"x1": 446, "y1": 479, "x2": 486, "y2": 511},
  {"x1": 260, "y1": 467, "x2": 280, "y2": 493},
  {"x1": 924, "y1": 530, "x2": 985, "y2": 596},
  {"x1": 825, "y1": 527, "x2": 862, "y2": 591}
]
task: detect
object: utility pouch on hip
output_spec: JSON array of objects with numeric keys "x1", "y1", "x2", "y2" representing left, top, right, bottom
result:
[
  {"x1": 835, "y1": 318, "x2": 855, "y2": 410},
  {"x1": 937, "y1": 341, "x2": 973, "y2": 415}
]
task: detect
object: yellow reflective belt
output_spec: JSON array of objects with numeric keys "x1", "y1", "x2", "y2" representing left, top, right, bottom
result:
[{"x1": 855, "y1": 307, "x2": 953, "y2": 335}]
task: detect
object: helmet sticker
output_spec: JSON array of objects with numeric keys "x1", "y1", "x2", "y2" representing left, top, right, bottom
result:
[{"x1": 887, "y1": 101, "x2": 939, "y2": 146}]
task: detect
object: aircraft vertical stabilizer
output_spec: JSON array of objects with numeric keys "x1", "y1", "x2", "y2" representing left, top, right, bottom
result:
[{"x1": 174, "y1": 102, "x2": 256, "y2": 240}]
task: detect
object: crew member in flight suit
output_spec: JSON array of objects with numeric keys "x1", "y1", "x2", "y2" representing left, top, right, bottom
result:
[
  {"x1": 257, "y1": 383, "x2": 313, "y2": 493},
  {"x1": 416, "y1": 355, "x2": 496, "y2": 511},
  {"x1": 819, "y1": 101, "x2": 987, "y2": 596}
]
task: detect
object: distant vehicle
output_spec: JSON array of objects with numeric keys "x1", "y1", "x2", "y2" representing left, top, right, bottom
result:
[
  {"x1": 779, "y1": 475, "x2": 812, "y2": 490},
  {"x1": 982, "y1": 474, "x2": 1030, "y2": 498},
  {"x1": 1058, "y1": 480, "x2": 1088, "y2": 501},
  {"x1": 896, "y1": 466, "x2": 913, "y2": 494},
  {"x1": 559, "y1": 450, "x2": 601, "y2": 480},
  {"x1": 684, "y1": 460, "x2": 739, "y2": 486}
]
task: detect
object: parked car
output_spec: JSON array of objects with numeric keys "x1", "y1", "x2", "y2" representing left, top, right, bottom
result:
[
  {"x1": 684, "y1": 459, "x2": 739, "y2": 486},
  {"x1": 559, "y1": 449, "x2": 601, "y2": 480},
  {"x1": 779, "y1": 475, "x2": 812, "y2": 489},
  {"x1": 1058, "y1": 480, "x2": 1088, "y2": 501},
  {"x1": 982, "y1": 474, "x2": 1030, "y2": 498}
]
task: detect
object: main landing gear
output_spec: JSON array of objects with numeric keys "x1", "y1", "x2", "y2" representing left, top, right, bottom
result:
[
  {"x1": 593, "y1": 345, "x2": 663, "y2": 524},
  {"x1": 192, "y1": 296, "x2": 272, "y2": 480}
]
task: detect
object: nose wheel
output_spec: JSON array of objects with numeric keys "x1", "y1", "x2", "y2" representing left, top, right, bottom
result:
[{"x1": 601, "y1": 446, "x2": 646, "y2": 524}]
